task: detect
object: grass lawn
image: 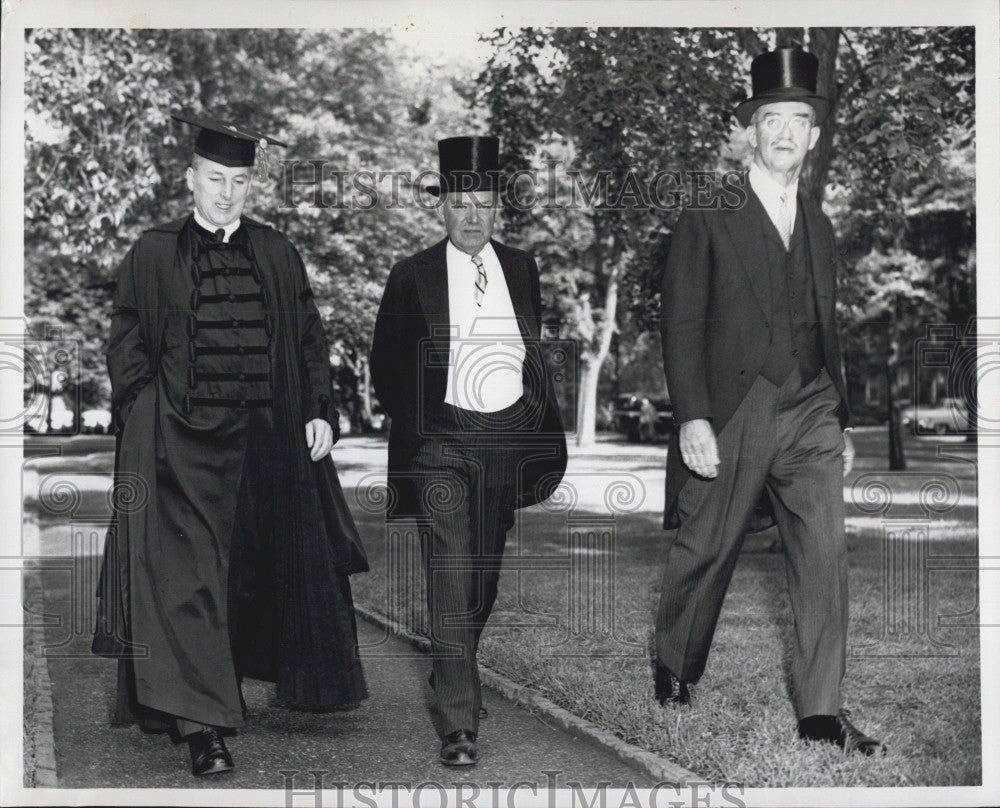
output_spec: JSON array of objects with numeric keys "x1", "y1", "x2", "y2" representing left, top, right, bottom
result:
[
  {"x1": 24, "y1": 428, "x2": 981, "y2": 786},
  {"x1": 346, "y1": 429, "x2": 980, "y2": 788}
]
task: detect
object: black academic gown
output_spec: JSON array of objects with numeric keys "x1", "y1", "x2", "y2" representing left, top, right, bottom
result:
[{"x1": 92, "y1": 215, "x2": 369, "y2": 728}]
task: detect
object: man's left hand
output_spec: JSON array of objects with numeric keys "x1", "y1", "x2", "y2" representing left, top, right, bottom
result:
[
  {"x1": 843, "y1": 430, "x2": 855, "y2": 477},
  {"x1": 305, "y1": 418, "x2": 335, "y2": 462}
]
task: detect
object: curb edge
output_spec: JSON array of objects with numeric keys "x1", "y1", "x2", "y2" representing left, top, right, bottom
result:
[{"x1": 352, "y1": 602, "x2": 701, "y2": 786}]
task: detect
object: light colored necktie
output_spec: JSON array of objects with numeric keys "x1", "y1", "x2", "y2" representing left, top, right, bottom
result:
[
  {"x1": 775, "y1": 192, "x2": 792, "y2": 251},
  {"x1": 472, "y1": 253, "x2": 487, "y2": 307}
]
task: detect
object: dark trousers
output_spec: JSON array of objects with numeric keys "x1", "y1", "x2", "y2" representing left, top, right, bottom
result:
[
  {"x1": 655, "y1": 367, "x2": 847, "y2": 718},
  {"x1": 176, "y1": 408, "x2": 275, "y2": 737},
  {"x1": 411, "y1": 402, "x2": 525, "y2": 736}
]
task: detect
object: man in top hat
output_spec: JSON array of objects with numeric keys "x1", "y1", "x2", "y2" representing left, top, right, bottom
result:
[
  {"x1": 92, "y1": 113, "x2": 368, "y2": 776},
  {"x1": 370, "y1": 136, "x2": 567, "y2": 765},
  {"x1": 655, "y1": 49, "x2": 884, "y2": 754}
]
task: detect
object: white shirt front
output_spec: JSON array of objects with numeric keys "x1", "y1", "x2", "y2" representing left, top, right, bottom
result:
[
  {"x1": 748, "y1": 162, "x2": 797, "y2": 239},
  {"x1": 443, "y1": 239, "x2": 526, "y2": 412}
]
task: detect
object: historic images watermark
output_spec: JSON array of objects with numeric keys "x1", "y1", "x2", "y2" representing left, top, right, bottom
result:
[
  {"x1": 844, "y1": 319, "x2": 988, "y2": 658},
  {"x1": 352, "y1": 469, "x2": 648, "y2": 659},
  {"x1": 278, "y1": 162, "x2": 748, "y2": 213},
  {"x1": 15, "y1": 321, "x2": 987, "y2": 660},
  {"x1": 279, "y1": 769, "x2": 747, "y2": 808},
  {"x1": 5, "y1": 324, "x2": 81, "y2": 438}
]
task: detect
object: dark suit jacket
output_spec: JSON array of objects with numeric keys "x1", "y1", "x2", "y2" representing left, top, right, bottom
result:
[
  {"x1": 660, "y1": 177, "x2": 850, "y2": 528},
  {"x1": 370, "y1": 237, "x2": 567, "y2": 519}
]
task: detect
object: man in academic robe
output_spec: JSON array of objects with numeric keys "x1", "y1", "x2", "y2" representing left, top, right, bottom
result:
[
  {"x1": 370, "y1": 136, "x2": 567, "y2": 766},
  {"x1": 92, "y1": 113, "x2": 368, "y2": 776},
  {"x1": 655, "y1": 49, "x2": 884, "y2": 754}
]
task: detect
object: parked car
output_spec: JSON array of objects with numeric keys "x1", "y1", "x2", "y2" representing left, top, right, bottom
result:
[
  {"x1": 614, "y1": 393, "x2": 673, "y2": 442},
  {"x1": 900, "y1": 397, "x2": 968, "y2": 434},
  {"x1": 81, "y1": 409, "x2": 112, "y2": 434}
]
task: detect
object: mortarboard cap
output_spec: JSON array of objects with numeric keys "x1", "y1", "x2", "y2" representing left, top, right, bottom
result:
[{"x1": 171, "y1": 112, "x2": 287, "y2": 175}]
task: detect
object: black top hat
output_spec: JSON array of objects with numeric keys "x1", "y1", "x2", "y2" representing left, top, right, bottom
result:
[
  {"x1": 735, "y1": 48, "x2": 829, "y2": 128},
  {"x1": 425, "y1": 136, "x2": 503, "y2": 197},
  {"x1": 172, "y1": 112, "x2": 288, "y2": 168}
]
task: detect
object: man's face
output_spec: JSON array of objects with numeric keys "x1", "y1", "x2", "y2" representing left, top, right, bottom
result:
[
  {"x1": 440, "y1": 189, "x2": 500, "y2": 256},
  {"x1": 746, "y1": 101, "x2": 820, "y2": 179},
  {"x1": 186, "y1": 156, "x2": 252, "y2": 228}
]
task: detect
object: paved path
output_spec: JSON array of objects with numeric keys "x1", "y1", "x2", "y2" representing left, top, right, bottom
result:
[
  {"x1": 26, "y1": 555, "x2": 669, "y2": 789},
  {"x1": 20, "y1": 435, "x2": 703, "y2": 789},
  {"x1": 21, "y1": 428, "x2": 976, "y2": 790}
]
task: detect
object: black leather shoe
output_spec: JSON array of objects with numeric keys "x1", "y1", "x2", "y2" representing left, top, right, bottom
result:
[
  {"x1": 428, "y1": 672, "x2": 488, "y2": 719},
  {"x1": 798, "y1": 710, "x2": 886, "y2": 756},
  {"x1": 440, "y1": 729, "x2": 478, "y2": 766},
  {"x1": 654, "y1": 663, "x2": 690, "y2": 706},
  {"x1": 188, "y1": 728, "x2": 235, "y2": 776}
]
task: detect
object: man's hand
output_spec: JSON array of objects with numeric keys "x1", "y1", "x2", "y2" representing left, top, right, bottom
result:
[
  {"x1": 843, "y1": 430, "x2": 855, "y2": 477},
  {"x1": 679, "y1": 418, "x2": 719, "y2": 479},
  {"x1": 305, "y1": 418, "x2": 334, "y2": 462}
]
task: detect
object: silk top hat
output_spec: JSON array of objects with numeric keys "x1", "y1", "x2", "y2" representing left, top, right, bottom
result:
[
  {"x1": 735, "y1": 48, "x2": 830, "y2": 128},
  {"x1": 426, "y1": 136, "x2": 503, "y2": 196},
  {"x1": 172, "y1": 112, "x2": 287, "y2": 171}
]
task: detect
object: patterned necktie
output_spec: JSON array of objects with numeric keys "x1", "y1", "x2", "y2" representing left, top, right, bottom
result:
[
  {"x1": 472, "y1": 253, "x2": 487, "y2": 307},
  {"x1": 775, "y1": 192, "x2": 792, "y2": 251}
]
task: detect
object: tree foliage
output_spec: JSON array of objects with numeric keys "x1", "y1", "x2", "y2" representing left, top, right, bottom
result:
[
  {"x1": 24, "y1": 28, "x2": 472, "y2": 421},
  {"x1": 25, "y1": 29, "x2": 176, "y2": 405},
  {"x1": 24, "y1": 26, "x2": 976, "y2": 446},
  {"x1": 476, "y1": 26, "x2": 975, "y2": 446}
]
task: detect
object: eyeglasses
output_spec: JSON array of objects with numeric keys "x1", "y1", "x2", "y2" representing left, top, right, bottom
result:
[{"x1": 757, "y1": 114, "x2": 813, "y2": 135}]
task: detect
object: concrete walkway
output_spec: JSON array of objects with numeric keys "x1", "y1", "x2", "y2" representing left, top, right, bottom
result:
[
  {"x1": 25, "y1": 564, "x2": 675, "y2": 789},
  {"x1": 20, "y1": 436, "x2": 697, "y2": 789}
]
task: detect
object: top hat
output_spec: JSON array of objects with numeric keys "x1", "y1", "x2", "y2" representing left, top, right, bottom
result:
[
  {"x1": 172, "y1": 112, "x2": 287, "y2": 168},
  {"x1": 425, "y1": 136, "x2": 503, "y2": 196},
  {"x1": 735, "y1": 48, "x2": 830, "y2": 128}
]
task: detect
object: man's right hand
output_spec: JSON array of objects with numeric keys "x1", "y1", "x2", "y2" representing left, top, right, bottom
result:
[{"x1": 678, "y1": 418, "x2": 720, "y2": 479}]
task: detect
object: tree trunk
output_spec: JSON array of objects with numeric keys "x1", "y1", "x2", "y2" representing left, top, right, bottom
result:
[
  {"x1": 961, "y1": 316, "x2": 978, "y2": 444},
  {"x1": 359, "y1": 358, "x2": 373, "y2": 425},
  {"x1": 575, "y1": 260, "x2": 621, "y2": 449},
  {"x1": 576, "y1": 357, "x2": 601, "y2": 448},
  {"x1": 803, "y1": 27, "x2": 841, "y2": 205},
  {"x1": 886, "y1": 320, "x2": 907, "y2": 470}
]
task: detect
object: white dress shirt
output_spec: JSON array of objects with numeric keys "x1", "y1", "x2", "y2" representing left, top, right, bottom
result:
[
  {"x1": 444, "y1": 240, "x2": 526, "y2": 412},
  {"x1": 748, "y1": 162, "x2": 797, "y2": 243}
]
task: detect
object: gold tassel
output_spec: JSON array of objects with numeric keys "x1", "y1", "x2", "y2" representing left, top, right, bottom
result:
[{"x1": 256, "y1": 138, "x2": 269, "y2": 182}]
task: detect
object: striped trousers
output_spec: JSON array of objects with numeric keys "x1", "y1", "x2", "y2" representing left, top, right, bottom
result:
[
  {"x1": 411, "y1": 401, "x2": 526, "y2": 736},
  {"x1": 655, "y1": 367, "x2": 848, "y2": 718}
]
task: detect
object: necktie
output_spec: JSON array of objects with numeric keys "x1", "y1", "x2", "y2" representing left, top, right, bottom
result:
[
  {"x1": 472, "y1": 253, "x2": 487, "y2": 307},
  {"x1": 775, "y1": 192, "x2": 792, "y2": 251},
  {"x1": 214, "y1": 228, "x2": 226, "y2": 243}
]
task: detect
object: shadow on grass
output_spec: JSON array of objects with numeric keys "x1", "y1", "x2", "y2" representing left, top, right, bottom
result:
[
  {"x1": 21, "y1": 430, "x2": 981, "y2": 786},
  {"x1": 349, "y1": 497, "x2": 980, "y2": 788}
]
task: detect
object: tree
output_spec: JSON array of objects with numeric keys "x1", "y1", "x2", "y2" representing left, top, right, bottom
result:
[
  {"x1": 24, "y1": 28, "x2": 475, "y2": 426},
  {"x1": 478, "y1": 27, "x2": 745, "y2": 447},
  {"x1": 24, "y1": 29, "x2": 177, "y2": 412},
  {"x1": 831, "y1": 27, "x2": 974, "y2": 464},
  {"x1": 478, "y1": 26, "x2": 975, "y2": 460}
]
